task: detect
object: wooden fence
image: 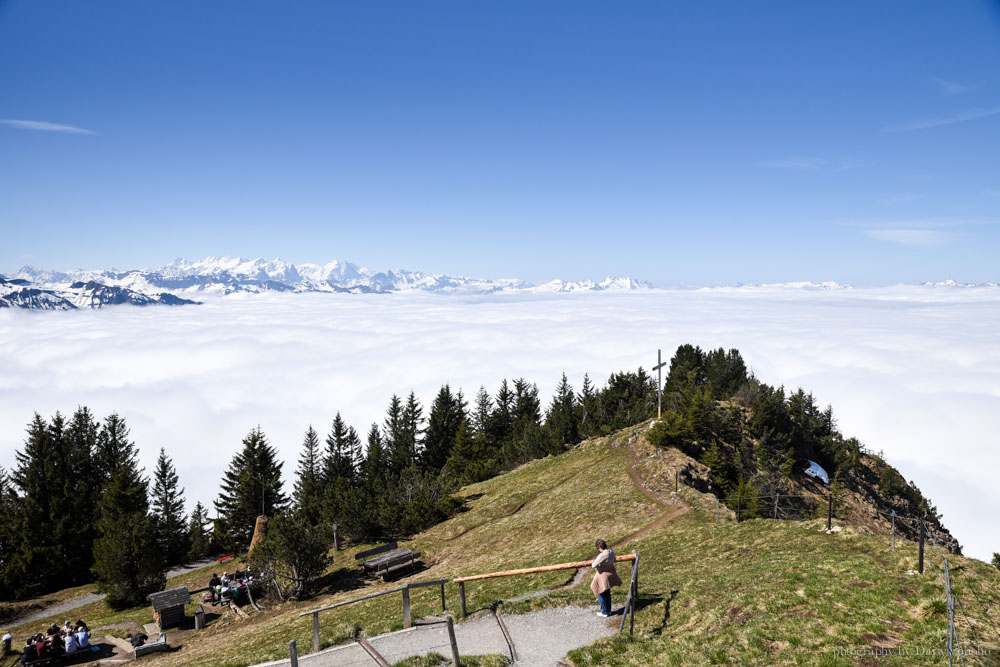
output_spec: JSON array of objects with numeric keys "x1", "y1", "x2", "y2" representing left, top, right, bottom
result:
[{"x1": 299, "y1": 578, "x2": 448, "y2": 651}]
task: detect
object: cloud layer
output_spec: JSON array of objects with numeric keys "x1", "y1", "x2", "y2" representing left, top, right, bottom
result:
[{"x1": 1, "y1": 288, "x2": 997, "y2": 561}]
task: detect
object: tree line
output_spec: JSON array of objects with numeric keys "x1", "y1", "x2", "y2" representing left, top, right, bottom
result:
[{"x1": 0, "y1": 367, "x2": 658, "y2": 604}]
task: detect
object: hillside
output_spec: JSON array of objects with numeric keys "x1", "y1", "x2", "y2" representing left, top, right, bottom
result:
[{"x1": 3, "y1": 422, "x2": 997, "y2": 666}]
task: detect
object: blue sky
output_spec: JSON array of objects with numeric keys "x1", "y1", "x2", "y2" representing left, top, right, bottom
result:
[{"x1": 1, "y1": 0, "x2": 998, "y2": 285}]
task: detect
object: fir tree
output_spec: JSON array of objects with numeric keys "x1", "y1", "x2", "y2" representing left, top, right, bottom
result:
[
  {"x1": 293, "y1": 426, "x2": 324, "y2": 522},
  {"x1": 187, "y1": 502, "x2": 212, "y2": 559},
  {"x1": 92, "y1": 429, "x2": 164, "y2": 609},
  {"x1": 384, "y1": 394, "x2": 407, "y2": 473},
  {"x1": 0, "y1": 466, "x2": 19, "y2": 599},
  {"x1": 361, "y1": 424, "x2": 387, "y2": 488},
  {"x1": 324, "y1": 414, "x2": 356, "y2": 485},
  {"x1": 95, "y1": 412, "x2": 132, "y2": 492},
  {"x1": 151, "y1": 447, "x2": 189, "y2": 566},
  {"x1": 401, "y1": 391, "x2": 425, "y2": 467},
  {"x1": 545, "y1": 373, "x2": 579, "y2": 453},
  {"x1": 10, "y1": 414, "x2": 62, "y2": 597},
  {"x1": 472, "y1": 386, "x2": 493, "y2": 436},
  {"x1": 215, "y1": 427, "x2": 288, "y2": 548},
  {"x1": 422, "y1": 384, "x2": 466, "y2": 471},
  {"x1": 577, "y1": 373, "x2": 599, "y2": 438}
]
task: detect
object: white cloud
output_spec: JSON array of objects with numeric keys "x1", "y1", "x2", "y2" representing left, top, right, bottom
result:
[
  {"x1": 864, "y1": 228, "x2": 953, "y2": 246},
  {"x1": 0, "y1": 119, "x2": 95, "y2": 134},
  {"x1": 930, "y1": 77, "x2": 974, "y2": 97},
  {"x1": 884, "y1": 107, "x2": 1000, "y2": 132},
  {"x1": 1, "y1": 288, "x2": 998, "y2": 562}
]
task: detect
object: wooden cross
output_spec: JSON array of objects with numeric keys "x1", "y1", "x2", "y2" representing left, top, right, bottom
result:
[{"x1": 653, "y1": 348, "x2": 667, "y2": 419}]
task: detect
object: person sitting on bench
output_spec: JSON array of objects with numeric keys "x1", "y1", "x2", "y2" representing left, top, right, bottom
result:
[
  {"x1": 75, "y1": 626, "x2": 90, "y2": 649},
  {"x1": 64, "y1": 627, "x2": 78, "y2": 654},
  {"x1": 21, "y1": 636, "x2": 37, "y2": 664},
  {"x1": 34, "y1": 633, "x2": 50, "y2": 661},
  {"x1": 46, "y1": 627, "x2": 64, "y2": 658}
]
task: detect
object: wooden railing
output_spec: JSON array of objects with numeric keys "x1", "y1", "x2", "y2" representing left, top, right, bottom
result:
[
  {"x1": 299, "y1": 578, "x2": 448, "y2": 651},
  {"x1": 453, "y1": 553, "x2": 638, "y2": 617}
]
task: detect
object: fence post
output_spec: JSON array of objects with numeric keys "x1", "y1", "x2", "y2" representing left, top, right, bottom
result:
[
  {"x1": 402, "y1": 585, "x2": 411, "y2": 628},
  {"x1": 289, "y1": 640, "x2": 298, "y2": 667},
  {"x1": 891, "y1": 510, "x2": 896, "y2": 551},
  {"x1": 459, "y1": 581, "x2": 467, "y2": 618},
  {"x1": 826, "y1": 494, "x2": 833, "y2": 531},
  {"x1": 918, "y1": 521, "x2": 925, "y2": 575},
  {"x1": 944, "y1": 558, "x2": 954, "y2": 667},
  {"x1": 440, "y1": 581, "x2": 446, "y2": 612},
  {"x1": 773, "y1": 494, "x2": 779, "y2": 520},
  {"x1": 737, "y1": 495, "x2": 742, "y2": 523},
  {"x1": 675, "y1": 469, "x2": 678, "y2": 493},
  {"x1": 446, "y1": 615, "x2": 461, "y2": 667},
  {"x1": 312, "y1": 611, "x2": 320, "y2": 652}
]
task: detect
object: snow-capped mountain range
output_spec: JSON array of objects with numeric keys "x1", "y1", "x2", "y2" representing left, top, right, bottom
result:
[{"x1": 1, "y1": 257, "x2": 653, "y2": 310}]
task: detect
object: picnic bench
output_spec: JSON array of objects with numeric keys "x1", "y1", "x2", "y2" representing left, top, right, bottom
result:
[{"x1": 354, "y1": 542, "x2": 422, "y2": 580}]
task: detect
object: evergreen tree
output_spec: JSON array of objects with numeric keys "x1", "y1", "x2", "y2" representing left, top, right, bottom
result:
[
  {"x1": 293, "y1": 426, "x2": 324, "y2": 522},
  {"x1": 402, "y1": 392, "x2": 425, "y2": 466},
  {"x1": 422, "y1": 384, "x2": 466, "y2": 471},
  {"x1": 545, "y1": 373, "x2": 579, "y2": 453},
  {"x1": 0, "y1": 466, "x2": 19, "y2": 599},
  {"x1": 704, "y1": 347, "x2": 748, "y2": 400},
  {"x1": 665, "y1": 344, "x2": 707, "y2": 395},
  {"x1": 92, "y1": 429, "x2": 164, "y2": 609},
  {"x1": 151, "y1": 447, "x2": 189, "y2": 566},
  {"x1": 187, "y1": 502, "x2": 212, "y2": 559},
  {"x1": 361, "y1": 424, "x2": 387, "y2": 488},
  {"x1": 384, "y1": 394, "x2": 408, "y2": 473},
  {"x1": 95, "y1": 412, "x2": 132, "y2": 492},
  {"x1": 215, "y1": 427, "x2": 288, "y2": 548},
  {"x1": 10, "y1": 414, "x2": 62, "y2": 598},
  {"x1": 324, "y1": 414, "x2": 355, "y2": 484},
  {"x1": 443, "y1": 420, "x2": 494, "y2": 486},
  {"x1": 577, "y1": 373, "x2": 600, "y2": 438},
  {"x1": 472, "y1": 386, "x2": 493, "y2": 436}
]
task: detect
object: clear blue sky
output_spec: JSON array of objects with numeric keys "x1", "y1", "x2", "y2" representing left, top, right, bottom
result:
[{"x1": 1, "y1": 1, "x2": 998, "y2": 285}]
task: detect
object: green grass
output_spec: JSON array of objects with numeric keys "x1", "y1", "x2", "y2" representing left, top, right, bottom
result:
[{"x1": 5, "y1": 421, "x2": 998, "y2": 666}]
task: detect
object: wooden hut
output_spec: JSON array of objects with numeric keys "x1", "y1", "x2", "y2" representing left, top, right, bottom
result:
[{"x1": 149, "y1": 586, "x2": 190, "y2": 628}]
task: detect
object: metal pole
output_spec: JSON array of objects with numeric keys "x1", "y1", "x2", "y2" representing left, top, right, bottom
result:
[
  {"x1": 289, "y1": 640, "x2": 298, "y2": 667},
  {"x1": 440, "y1": 582, "x2": 446, "y2": 611},
  {"x1": 458, "y1": 582, "x2": 467, "y2": 618},
  {"x1": 656, "y1": 349, "x2": 663, "y2": 419},
  {"x1": 827, "y1": 494, "x2": 833, "y2": 531},
  {"x1": 446, "y1": 616, "x2": 461, "y2": 667},
  {"x1": 918, "y1": 521, "x2": 925, "y2": 574},
  {"x1": 773, "y1": 494, "x2": 778, "y2": 520},
  {"x1": 675, "y1": 469, "x2": 678, "y2": 493},
  {"x1": 402, "y1": 585, "x2": 411, "y2": 628},
  {"x1": 737, "y1": 495, "x2": 741, "y2": 523},
  {"x1": 312, "y1": 612, "x2": 320, "y2": 652},
  {"x1": 891, "y1": 511, "x2": 896, "y2": 551}
]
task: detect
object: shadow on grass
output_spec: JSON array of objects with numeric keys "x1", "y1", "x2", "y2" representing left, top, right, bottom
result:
[{"x1": 650, "y1": 589, "x2": 679, "y2": 636}]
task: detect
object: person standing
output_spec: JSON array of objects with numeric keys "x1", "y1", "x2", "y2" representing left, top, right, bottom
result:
[
  {"x1": 590, "y1": 539, "x2": 621, "y2": 617},
  {"x1": 209, "y1": 573, "x2": 222, "y2": 604}
]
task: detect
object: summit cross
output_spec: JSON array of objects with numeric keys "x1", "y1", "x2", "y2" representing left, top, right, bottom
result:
[{"x1": 653, "y1": 348, "x2": 667, "y2": 419}]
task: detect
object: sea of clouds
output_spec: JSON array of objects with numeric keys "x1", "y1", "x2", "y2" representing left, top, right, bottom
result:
[{"x1": 1, "y1": 287, "x2": 997, "y2": 561}]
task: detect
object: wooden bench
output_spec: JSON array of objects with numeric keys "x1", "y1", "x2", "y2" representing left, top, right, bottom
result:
[{"x1": 355, "y1": 543, "x2": 422, "y2": 580}]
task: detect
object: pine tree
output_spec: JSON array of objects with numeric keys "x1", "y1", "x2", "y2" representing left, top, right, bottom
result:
[
  {"x1": 545, "y1": 373, "x2": 579, "y2": 453},
  {"x1": 384, "y1": 394, "x2": 408, "y2": 473},
  {"x1": 10, "y1": 414, "x2": 62, "y2": 597},
  {"x1": 422, "y1": 384, "x2": 466, "y2": 471},
  {"x1": 324, "y1": 414, "x2": 356, "y2": 485},
  {"x1": 0, "y1": 466, "x2": 20, "y2": 599},
  {"x1": 577, "y1": 373, "x2": 599, "y2": 438},
  {"x1": 215, "y1": 427, "x2": 288, "y2": 548},
  {"x1": 472, "y1": 386, "x2": 493, "y2": 436},
  {"x1": 361, "y1": 424, "x2": 387, "y2": 488},
  {"x1": 95, "y1": 412, "x2": 132, "y2": 493},
  {"x1": 293, "y1": 426, "x2": 324, "y2": 523},
  {"x1": 402, "y1": 391, "x2": 425, "y2": 466},
  {"x1": 92, "y1": 429, "x2": 164, "y2": 609},
  {"x1": 151, "y1": 447, "x2": 189, "y2": 566},
  {"x1": 187, "y1": 502, "x2": 212, "y2": 559}
]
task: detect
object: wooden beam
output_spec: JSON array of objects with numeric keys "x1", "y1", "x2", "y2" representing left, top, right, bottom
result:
[{"x1": 454, "y1": 553, "x2": 636, "y2": 583}]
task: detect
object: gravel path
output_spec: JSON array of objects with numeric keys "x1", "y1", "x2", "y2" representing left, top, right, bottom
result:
[
  {"x1": 1, "y1": 558, "x2": 218, "y2": 632},
  {"x1": 252, "y1": 605, "x2": 615, "y2": 667}
]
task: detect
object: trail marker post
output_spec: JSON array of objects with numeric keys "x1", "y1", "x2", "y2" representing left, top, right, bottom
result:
[
  {"x1": 918, "y1": 521, "x2": 925, "y2": 574},
  {"x1": 653, "y1": 349, "x2": 667, "y2": 419},
  {"x1": 289, "y1": 640, "x2": 298, "y2": 667}
]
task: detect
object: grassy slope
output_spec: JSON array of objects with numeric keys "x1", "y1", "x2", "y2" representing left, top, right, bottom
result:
[{"x1": 6, "y1": 423, "x2": 999, "y2": 666}]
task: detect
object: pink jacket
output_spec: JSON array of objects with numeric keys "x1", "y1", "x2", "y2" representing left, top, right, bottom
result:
[{"x1": 590, "y1": 548, "x2": 622, "y2": 596}]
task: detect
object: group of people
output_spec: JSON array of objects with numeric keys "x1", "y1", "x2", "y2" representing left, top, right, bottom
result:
[
  {"x1": 19, "y1": 620, "x2": 90, "y2": 664},
  {"x1": 206, "y1": 568, "x2": 254, "y2": 605}
]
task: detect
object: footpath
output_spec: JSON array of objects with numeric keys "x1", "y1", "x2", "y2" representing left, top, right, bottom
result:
[{"x1": 255, "y1": 604, "x2": 619, "y2": 667}]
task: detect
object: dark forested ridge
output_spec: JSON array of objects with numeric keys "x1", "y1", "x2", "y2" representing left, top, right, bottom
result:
[{"x1": 0, "y1": 345, "x2": 960, "y2": 604}]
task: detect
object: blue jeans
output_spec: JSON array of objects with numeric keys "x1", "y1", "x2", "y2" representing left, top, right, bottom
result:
[{"x1": 597, "y1": 590, "x2": 612, "y2": 614}]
